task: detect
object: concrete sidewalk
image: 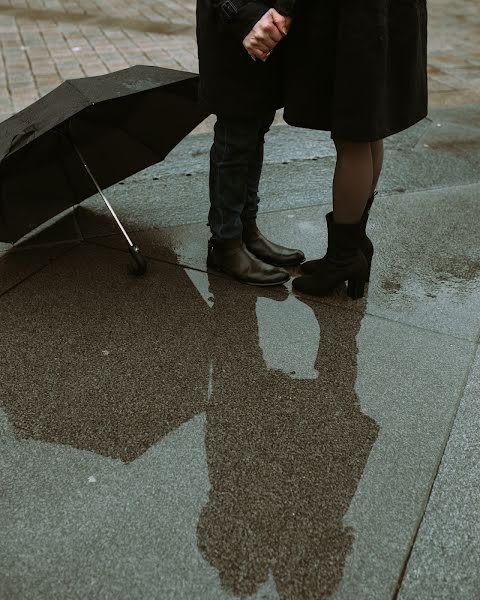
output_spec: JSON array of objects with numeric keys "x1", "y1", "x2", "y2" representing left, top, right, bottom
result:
[
  {"x1": 1, "y1": 107, "x2": 480, "y2": 599},
  {"x1": 1, "y1": 2, "x2": 480, "y2": 600}
]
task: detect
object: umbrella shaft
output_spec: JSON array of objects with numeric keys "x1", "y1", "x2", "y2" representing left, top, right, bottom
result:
[{"x1": 70, "y1": 139, "x2": 134, "y2": 248}]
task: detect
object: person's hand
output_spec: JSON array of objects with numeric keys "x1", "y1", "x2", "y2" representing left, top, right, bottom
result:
[{"x1": 243, "y1": 9, "x2": 292, "y2": 62}]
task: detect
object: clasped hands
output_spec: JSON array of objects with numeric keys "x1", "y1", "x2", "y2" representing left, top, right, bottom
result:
[{"x1": 243, "y1": 9, "x2": 292, "y2": 62}]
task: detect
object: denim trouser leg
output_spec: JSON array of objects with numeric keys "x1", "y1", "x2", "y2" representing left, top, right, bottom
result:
[
  {"x1": 242, "y1": 112, "x2": 276, "y2": 223},
  {"x1": 209, "y1": 111, "x2": 276, "y2": 240}
]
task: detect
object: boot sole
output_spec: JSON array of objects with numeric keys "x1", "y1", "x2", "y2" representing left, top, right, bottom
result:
[
  {"x1": 302, "y1": 260, "x2": 372, "y2": 282},
  {"x1": 292, "y1": 278, "x2": 368, "y2": 300},
  {"x1": 302, "y1": 268, "x2": 372, "y2": 284},
  {"x1": 249, "y1": 254, "x2": 306, "y2": 268},
  {"x1": 267, "y1": 258, "x2": 306, "y2": 268},
  {"x1": 207, "y1": 261, "x2": 290, "y2": 287}
]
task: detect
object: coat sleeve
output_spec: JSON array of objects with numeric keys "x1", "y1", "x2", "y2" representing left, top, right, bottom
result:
[
  {"x1": 212, "y1": 0, "x2": 271, "y2": 42},
  {"x1": 272, "y1": 0, "x2": 296, "y2": 17}
]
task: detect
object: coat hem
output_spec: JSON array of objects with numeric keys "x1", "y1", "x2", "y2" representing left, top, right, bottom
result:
[{"x1": 283, "y1": 111, "x2": 429, "y2": 142}]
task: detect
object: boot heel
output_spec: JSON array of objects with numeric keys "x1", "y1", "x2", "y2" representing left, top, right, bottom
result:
[
  {"x1": 347, "y1": 278, "x2": 366, "y2": 300},
  {"x1": 207, "y1": 253, "x2": 220, "y2": 272}
]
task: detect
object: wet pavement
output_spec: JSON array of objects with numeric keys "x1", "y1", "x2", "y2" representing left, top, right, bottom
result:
[
  {"x1": 2, "y1": 2, "x2": 480, "y2": 598},
  {"x1": 1, "y1": 101, "x2": 480, "y2": 599}
]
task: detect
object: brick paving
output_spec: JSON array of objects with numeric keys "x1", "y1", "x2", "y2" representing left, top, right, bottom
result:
[
  {"x1": 0, "y1": 0, "x2": 479, "y2": 124},
  {"x1": 428, "y1": 0, "x2": 480, "y2": 108},
  {"x1": 0, "y1": 0, "x2": 198, "y2": 121}
]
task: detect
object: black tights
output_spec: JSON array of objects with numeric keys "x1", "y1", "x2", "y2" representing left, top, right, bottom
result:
[{"x1": 332, "y1": 139, "x2": 384, "y2": 224}]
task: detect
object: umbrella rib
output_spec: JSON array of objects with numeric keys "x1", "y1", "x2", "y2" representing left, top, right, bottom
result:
[
  {"x1": 65, "y1": 80, "x2": 95, "y2": 106},
  {"x1": 116, "y1": 122, "x2": 167, "y2": 157}
]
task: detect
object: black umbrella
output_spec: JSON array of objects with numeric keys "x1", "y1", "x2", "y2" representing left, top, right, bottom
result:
[{"x1": 0, "y1": 65, "x2": 209, "y2": 274}]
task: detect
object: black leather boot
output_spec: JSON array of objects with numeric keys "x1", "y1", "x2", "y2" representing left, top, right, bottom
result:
[
  {"x1": 292, "y1": 218, "x2": 369, "y2": 300},
  {"x1": 242, "y1": 221, "x2": 305, "y2": 267},
  {"x1": 207, "y1": 238, "x2": 290, "y2": 286},
  {"x1": 302, "y1": 193, "x2": 376, "y2": 281}
]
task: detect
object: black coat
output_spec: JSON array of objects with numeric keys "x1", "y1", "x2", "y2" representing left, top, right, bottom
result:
[
  {"x1": 196, "y1": 0, "x2": 295, "y2": 117},
  {"x1": 283, "y1": 0, "x2": 428, "y2": 141}
]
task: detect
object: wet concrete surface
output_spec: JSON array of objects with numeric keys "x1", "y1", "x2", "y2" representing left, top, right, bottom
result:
[
  {"x1": 48, "y1": 108, "x2": 480, "y2": 240},
  {"x1": 398, "y1": 347, "x2": 480, "y2": 600},
  {"x1": 0, "y1": 244, "x2": 474, "y2": 600},
  {"x1": 37, "y1": 109, "x2": 480, "y2": 237},
  {"x1": 95, "y1": 181, "x2": 480, "y2": 342},
  {"x1": 1, "y1": 103, "x2": 480, "y2": 598},
  {"x1": 0, "y1": 241, "x2": 78, "y2": 296}
]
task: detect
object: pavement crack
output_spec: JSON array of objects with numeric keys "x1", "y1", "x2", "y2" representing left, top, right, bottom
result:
[{"x1": 392, "y1": 342, "x2": 480, "y2": 599}]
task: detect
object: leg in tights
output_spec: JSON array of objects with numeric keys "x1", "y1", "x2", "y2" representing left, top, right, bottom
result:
[
  {"x1": 332, "y1": 139, "x2": 373, "y2": 224},
  {"x1": 370, "y1": 139, "x2": 384, "y2": 196}
]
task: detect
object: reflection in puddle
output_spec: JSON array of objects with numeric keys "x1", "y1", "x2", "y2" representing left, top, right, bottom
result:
[
  {"x1": 1, "y1": 246, "x2": 379, "y2": 599},
  {"x1": 197, "y1": 275, "x2": 379, "y2": 599},
  {"x1": 0, "y1": 248, "x2": 212, "y2": 463},
  {"x1": 256, "y1": 295, "x2": 320, "y2": 380}
]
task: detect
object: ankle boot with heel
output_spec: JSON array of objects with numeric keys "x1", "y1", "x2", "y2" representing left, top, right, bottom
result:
[
  {"x1": 292, "y1": 217, "x2": 369, "y2": 300},
  {"x1": 302, "y1": 192, "x2": 376, "y2": 281}
]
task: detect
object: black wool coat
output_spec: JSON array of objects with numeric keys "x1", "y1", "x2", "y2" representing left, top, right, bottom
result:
[
  {"x1": 196, "y1": 0, "x2": 295, "y2": 117},
  {"x1": 283, "y1": 0, "x2": 428, "y2": 141}
]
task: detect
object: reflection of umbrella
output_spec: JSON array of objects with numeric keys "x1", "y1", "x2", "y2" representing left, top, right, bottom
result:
[
  {"x1": 0, "y1": 243, "x2": 211, "y2": 462},
  {"x1": 0, "y1": 66, "x2": 209, "y2": 274}
]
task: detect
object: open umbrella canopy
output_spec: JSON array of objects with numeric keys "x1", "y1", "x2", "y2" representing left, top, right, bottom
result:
[{"x1": 0, "y1": 65, "x2": 209, "y2": 244}]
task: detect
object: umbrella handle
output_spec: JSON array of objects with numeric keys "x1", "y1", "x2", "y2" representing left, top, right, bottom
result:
[{"x1": 129, "y1": 245, "x2": 147, "y2": 276}]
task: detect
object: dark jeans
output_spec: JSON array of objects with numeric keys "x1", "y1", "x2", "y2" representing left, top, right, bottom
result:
[{"x1": 209, "y1": 111, "x2": 276, "y2": 240}]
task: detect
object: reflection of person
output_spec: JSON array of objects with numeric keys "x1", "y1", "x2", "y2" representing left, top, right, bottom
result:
[
  {"x1": 284, "y1": 1, "x2": 428, "y2": 299},
  {"x1": 196, "y1": 0, "x2": 305, "y2": 286},
  {"x1": 197, "y1": 274, "x2": 379, "y2": 599}
]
